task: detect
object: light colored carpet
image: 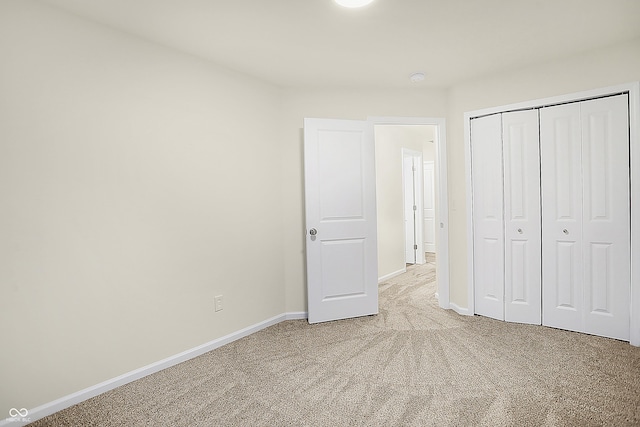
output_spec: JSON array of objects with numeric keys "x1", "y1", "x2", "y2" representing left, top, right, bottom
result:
[{"x1": 32, "y1": 261, "x2": 640, "y2": 426}]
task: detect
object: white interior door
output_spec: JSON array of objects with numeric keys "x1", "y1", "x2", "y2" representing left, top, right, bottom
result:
[
  {"x1": 402, "y1": 149, "x2": 425, "y2": 265},
  {"x1": 502, "y1": 110, "x2": 541, "y2": 325},
  {"x1": 304, "y1": 118, "x2": 379, "y2": 324},
  {"x1": 471, "y1": 114, "x2": 504, "y2": 321},
  {"x1": 423, "y1": 161, "x2": 436, "y2": 253},
  {"x1": 541, "y1": 94, "x2": 630, "y2": 340},
  {"x1": 403, "y1": 155, "x2": 416, "y2": 264}
]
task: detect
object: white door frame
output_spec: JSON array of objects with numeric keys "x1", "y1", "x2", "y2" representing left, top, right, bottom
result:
[
  {"x1": 464, "y1": 82, "x2": 640, "y2": 346},
  {"x1": 402, "y1": 148, "x2": 425, "y2": 265},
  {"x1": 369, "y1": 116, "x2": 450, "y2": 309}
]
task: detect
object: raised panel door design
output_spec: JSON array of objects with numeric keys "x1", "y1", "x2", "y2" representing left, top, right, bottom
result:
[
  {"x1": 471, "y1": 114, "x2": 504, "y2": 320},
  {"x1": 304, "y1": 118, "x2": 378, "y2": 324},
  {"x1": 540, "y1": 103, "x2": 583, "y2": 334},
  {"x1": 320, "y1": 238, "x2": 366, "y2": 299},
  {"x1": 508, "y1": 240, "x2": 527, "y2": 302},
  {"x1": 581, "y1": 95, "x2": 630, "y2": 340},
  {"x1": 479, "y1": 237, "x2": 501, "y2": 300},
  {"x1": 555, "y1": 241, "x2": 579, "y2": 310},
  {"x1": 503, "y1": 110, "x2": 541, "y2": 324},
  {"x1": 318, "y1": 130, "x2": 364, "y2": 221},
  {"x1": 589, "y1": 243, "x2": 612, "y2": 314}
]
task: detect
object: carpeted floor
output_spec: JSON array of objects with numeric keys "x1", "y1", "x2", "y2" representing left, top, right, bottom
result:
[{"x1": 32, "y1": 259, "x2": 640, "y2": 426}]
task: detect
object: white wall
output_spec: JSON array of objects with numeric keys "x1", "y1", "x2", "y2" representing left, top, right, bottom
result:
[
  {"x1": 281, "y1": 89, "x2": 448, "y2": 312},
  {"x1": 0, "y1": 0, "x2": 284, "y2": 413},
  {"x1": 375, "y1": 125, "x2": 435, "y2": 279},
  {"x1": 446, "y1": 37, "x2": 640, "y2": 308}
]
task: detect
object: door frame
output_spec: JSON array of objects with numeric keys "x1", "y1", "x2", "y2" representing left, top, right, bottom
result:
[
  {"x1": 369, "y1": 116, "x2": 450, "y2": 309},
  {"x1": 464, "y1": 82, "x2": 640, "y2": 346},
  {"x1": 402, "y1": 148, "x2": 425, "y2": 265}
]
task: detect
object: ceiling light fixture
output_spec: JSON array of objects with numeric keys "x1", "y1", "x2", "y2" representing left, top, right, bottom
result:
[
  {"x1": 410, "y1": 72, "x2": 426, "y2": 83},
  {"x1": 334, "y1": 0, "x2": 374, "y2": 8}
]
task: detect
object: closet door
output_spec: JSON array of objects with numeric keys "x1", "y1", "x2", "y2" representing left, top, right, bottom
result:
[
  {"x1": 581, "y1": 95, "x2": 630, "y2": 340},
  {"x1": 471, "y1": 114, "x2": 504, "y2": 320},
  {"x1": 503, "y1": 110, "x2": 541, "y2": 324},
  {"x1": 540, "y1": 103, "x2": 583, "y2": 331},
  {"x1": 540, "y1": 103, "x2": 584, "y2": 334},
  {"x1": 541, "y1": 95, "x2": 630, "y2": 340}
]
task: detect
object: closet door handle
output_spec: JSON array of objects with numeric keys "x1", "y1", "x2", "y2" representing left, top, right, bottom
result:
[
  {"x1": 517, "y1": 228, "x2": 523, "y2": 234},
  {"x1": 563, "y1": 229, "x2": 569, "y2": 235}
]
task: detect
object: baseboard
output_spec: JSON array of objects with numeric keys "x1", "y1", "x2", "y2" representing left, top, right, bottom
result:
[
  {"x1": 378, "y1": 268, "x2": 406, "y2": 283},
  {"x1": 6, "y1": 312, "x2": 307, "y2": 426},
  {"x1": 285, "y1": 311, "x2": 308, "y2": 320},
  {"x1": 450, "y1": 302, "x2": 472, "y2": 316}
]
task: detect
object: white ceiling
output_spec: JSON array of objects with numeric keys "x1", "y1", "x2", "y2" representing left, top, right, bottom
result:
[{"x1": 41, "y1": 0, "x2": 640, "y2": 89}]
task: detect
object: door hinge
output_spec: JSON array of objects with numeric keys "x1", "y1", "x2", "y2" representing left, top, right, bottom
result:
[
  {"x1": 413, "y1": 205, "x2": 417, "y2": 211},
  {"x1": 414, "y1": 244, "x2": 418, "y2": 250}
]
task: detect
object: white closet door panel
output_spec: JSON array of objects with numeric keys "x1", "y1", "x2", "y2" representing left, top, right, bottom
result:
[
  {"x1": 503, "y1": 110, "x2": 541, "y2": 324},
  {"x1": 471, "y1": 114, "x2": 504, "y2": 320},
  {"x1": 540, "y1": 103, "x2": 583, "y2": 333},
  {"x1": 581, "y1": 94, "x2": 630, "y2": 340}
]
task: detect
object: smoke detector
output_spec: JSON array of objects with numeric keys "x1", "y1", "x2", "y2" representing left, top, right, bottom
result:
[{"x1": 410, "y1": 72, "x2": 426, "y2": 83}]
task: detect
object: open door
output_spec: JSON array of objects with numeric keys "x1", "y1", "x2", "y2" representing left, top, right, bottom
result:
[{"x1": 304, "y1": 118, "x2": 378, "y2": 324}]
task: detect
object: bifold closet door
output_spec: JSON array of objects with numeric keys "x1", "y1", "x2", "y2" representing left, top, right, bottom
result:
[
  {"x1": 502, "y1": 110, "x2": 541, "y2": 325},
  {"x1": 472, "y1": 111, "x2": 541, "y2": 323},
  {"x1": 471, "y1": 114, "x2": 504, "y2": 320},
  {"x1": 540, "y1": 102, "x2": 584, "y2": 333},
  {"x1": 541, "y1": 94, "x2": 630, "y2": 341}
]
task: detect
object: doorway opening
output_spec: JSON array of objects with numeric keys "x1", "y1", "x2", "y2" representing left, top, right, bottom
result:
[{"x1": 370, "y1": 117, "x2": 449, "y2": 310}]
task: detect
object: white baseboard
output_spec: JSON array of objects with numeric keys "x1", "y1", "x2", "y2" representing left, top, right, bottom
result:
[
  {"x1": 285, "y1": 311, "x2": 308, "y2": 320},
  {"x1": 450, "y1": 302, "x2": 472, "y2": 316},
  {"x1": 5, "y1": 312, "x2": 308, "y2": 426},
  {"x1": 378, "y1": 268, "x2": 406, "y2": 283}
]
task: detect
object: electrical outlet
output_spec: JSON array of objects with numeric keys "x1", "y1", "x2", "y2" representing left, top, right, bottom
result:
[{"x1": 214, "y1": 295, "x2": 223, "y2": 312}]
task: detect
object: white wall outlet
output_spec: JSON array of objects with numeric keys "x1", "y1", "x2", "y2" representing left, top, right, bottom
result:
[{"x1": 214, "y1": 295, "x2": 223, "y2": 312}]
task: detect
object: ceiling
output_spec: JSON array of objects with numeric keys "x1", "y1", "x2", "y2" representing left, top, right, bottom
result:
[{"x1": 41, "y1": 0, "x2": 640, "y2": 89}]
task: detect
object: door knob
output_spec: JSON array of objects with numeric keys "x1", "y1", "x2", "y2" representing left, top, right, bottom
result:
[
  {"x1": 563, "y1": 229, "x2": 569, "y2": 235},
  {"x1": 517, "y1": 228, "x2": 523, "y2": 234},
  {"x1": 309, "y1": 228, "x2": 317, "y2": 236}
]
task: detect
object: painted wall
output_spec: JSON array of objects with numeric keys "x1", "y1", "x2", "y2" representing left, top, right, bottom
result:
[
  {"x1": 446, "y1": 37, "x2": 640, "y2": 309},
  {"x1": 281, "y1": 89, "x2": 448, "y2": 312},
  {"x1": 0, "y1": 0, "x2": 284, "y2": 413},
  {"x1": 375, "y1": 125, "x2": 434, "y2": 280}
]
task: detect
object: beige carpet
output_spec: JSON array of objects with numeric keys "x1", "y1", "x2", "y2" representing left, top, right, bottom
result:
[{"x1": 32, "y1": 260, "x2": 640, "y2": 426}]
